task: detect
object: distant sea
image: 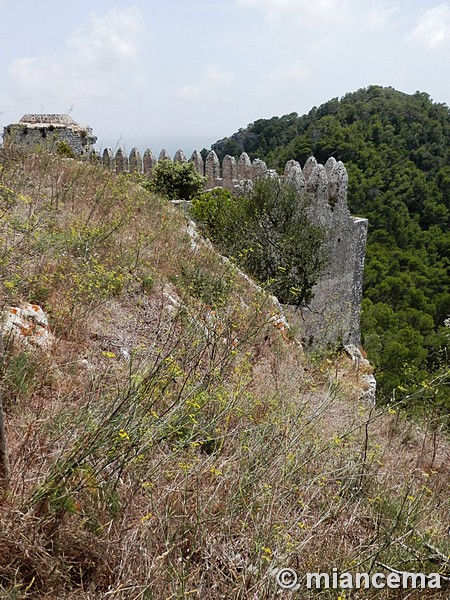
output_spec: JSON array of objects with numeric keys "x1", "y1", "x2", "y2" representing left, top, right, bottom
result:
[{"x1": 95, "y1": 135, "x2": 218, "y2": 159}]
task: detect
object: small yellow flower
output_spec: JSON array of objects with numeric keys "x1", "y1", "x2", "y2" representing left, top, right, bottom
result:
[
  {"x1": 209, "y1": 467, "x2": 223, "y2": 477},
  {"x1": 261, "y1": 546, "x2": 272, "y2": 562},
  {"x1": 141, "y1": 513, "x2": 153, "y2": 522},
  {"x1": 118, "y1": 429, "x2": 130, "y2": 440}
]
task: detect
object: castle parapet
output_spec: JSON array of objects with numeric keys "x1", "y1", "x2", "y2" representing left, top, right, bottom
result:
[{"x1": 95, "y1": 146, "x2": 366, "y2": 347}]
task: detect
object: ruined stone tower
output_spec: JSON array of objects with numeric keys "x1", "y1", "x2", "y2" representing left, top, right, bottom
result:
[{"x1": 3, "y1": 114, "x2": 97, "y2": 156}]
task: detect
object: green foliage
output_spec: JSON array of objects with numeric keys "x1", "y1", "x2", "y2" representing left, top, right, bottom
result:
[
  {"x1": 179, "y1": 262, "x2": 234, "y2": 308},
  {"x1": 2, "y1": 349, "x2": 39, "y2": 407},
  {"x1": 146, "y1": 160, "x2": 205, "y2": 200},
  {"x1": 213, "y1": 86, "x2": 450, "y2": 407},
  {"x1": 56, "y1": 140, "x2": 75, "y2": 158},
  {"x1": 192, "y1": 177, "x2": 328, "y2": 307}
]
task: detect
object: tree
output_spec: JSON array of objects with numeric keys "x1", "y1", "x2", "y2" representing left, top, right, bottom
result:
[
  {"x1": 192, "y1": 177, "x2": 328, "y2": 307},
  {"x1": 148, "y1": 160, "x2": 205, "y2": 201}
]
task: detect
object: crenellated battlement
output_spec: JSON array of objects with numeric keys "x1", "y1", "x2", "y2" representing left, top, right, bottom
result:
[
  {"x1": 99, "y1": 147, "x2": 350, "y2": 213},
  {"x1": 1, "y1": 112, "x2": 368, "y2": 348},
  {"x1": 97, "y1": 145, "x2": 367, "y2": 347}
]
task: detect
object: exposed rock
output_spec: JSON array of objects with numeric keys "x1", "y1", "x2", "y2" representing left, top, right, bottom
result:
[
  {"x1": 103, "y1": 148, "x2": 113, "y2": 169},
  {"x1": 1, "y1": 303, "x2": 54, "y2": 351},
  {"x1": 302, "y1": 156, "x2": 318, "y2": 181},
  {"x1": 222, "y1": 155, "x2": 237, "y2": 188},
  {"x1": 115, "y1": 148, "x2": 128, "y2": 173},
  {"x1": 205, "y1": 151, "x2": 221, "y2": 185},
  {"x1": 344, "y1": 344, "x2": 376, "y2": 405}
]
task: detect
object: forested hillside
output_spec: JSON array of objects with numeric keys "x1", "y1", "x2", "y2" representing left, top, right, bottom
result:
[{"x1": 212, "y1": 86, "x2": 450, "y2": 408}]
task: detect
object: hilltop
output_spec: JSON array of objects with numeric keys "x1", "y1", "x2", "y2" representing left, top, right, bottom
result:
[
  {"x1": 0, "y1": 147, "x2": 449, "y2": 598},
  {"x1": 212, "y1": 86, "x2": 450, "y2": 407}
]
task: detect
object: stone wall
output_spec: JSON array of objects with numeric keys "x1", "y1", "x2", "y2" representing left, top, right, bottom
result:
[
  {"x1": 3, "y1": 114, "x2": 97, "y2": 156},
  {"x1": 98, "y1": 145, "x2": 368, "y2": 347}
]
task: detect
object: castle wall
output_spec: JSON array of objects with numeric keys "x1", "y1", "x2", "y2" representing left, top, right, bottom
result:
[
  {"x1": 3, "y1": 119, "x2": 96, "y2": 157},
  {"x1": 95, "y1": 145, "x2": 368, "y2": 347}
]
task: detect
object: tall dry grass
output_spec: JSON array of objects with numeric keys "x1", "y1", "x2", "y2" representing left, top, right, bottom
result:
[{"x1": 0, "y1": 148, "x2": 448, "y2": 599}]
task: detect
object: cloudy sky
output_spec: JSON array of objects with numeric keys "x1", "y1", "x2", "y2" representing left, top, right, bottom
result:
[{"x1": 1, "y1": 0, "x2": 450, "y2": 154}]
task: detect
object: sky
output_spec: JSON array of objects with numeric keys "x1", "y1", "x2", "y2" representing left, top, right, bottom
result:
[{"x1": 1, "y1": 0, "x2": 450, "y2": 156}]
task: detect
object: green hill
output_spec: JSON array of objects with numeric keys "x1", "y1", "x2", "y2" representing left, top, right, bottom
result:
[{"x1": 212, "y1": 86, "x2": 450, "y2": 406}]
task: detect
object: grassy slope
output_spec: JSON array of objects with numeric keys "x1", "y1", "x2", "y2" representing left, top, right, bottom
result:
[{"x1": 0, "y1": 150, "x2": 449, "y2": 599}]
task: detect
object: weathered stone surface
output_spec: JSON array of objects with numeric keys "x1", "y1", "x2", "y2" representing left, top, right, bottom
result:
[
  {"x1": 344, "y1": 345, "x2": 376, "y2": 404},
  {"x1": 222, "y1": 155, "x2": 237, "y2": 188},
  {"x1": 306, "y1": 164, "x2": 328, "y2": 205},
  {"x1": 205, "y1": 151, "x2": 221, "y2": 184},
  {"x1": 129, "y1": 148, "x2": 143, "y2": 173},
  {"x1": 189, "y1": 151, "x2": 204, "y2": 175},
  {"x1": 19, "y1": 114, "x2": 78, "y2": 127},
  {"x1": 302, "y1": 156, "x2": 318, "y2": 181},
  {"x1": 1, "y1": 303, "x2": 54, "y2": 351},
  {"x1": 3, "y1": 114, "x2": 97, "y2": 156},
  {"x1": 284, "y1": 160, "x2": 306, "y2": 193},
  {"x1": 143, "y1": 149, "x2": 157, "y2": 176},
  {"x1": 237, "y1": 152, "x2": 252, "y2": 180},
  {"x1": 328, "y1": 161, "x2": 348, "y2": 208},
  {"x1": 103, "y1": 148, "x2": 113, "y2": 169},
  {"x1": 158, "y1": 149, "x2": 171, "y2": 161},
  {"x1": 252, "y1": 158, "x2": 268, "y2": 178},
  {"x1": 324, "y1": 156, "x2": 338, "y2": 178},
  {"x1": 174, "y1": 149, "x2": 187, "y2": 163},
  {"x1": 115, "y1": 148, "x2": 128, "y2": 173}
]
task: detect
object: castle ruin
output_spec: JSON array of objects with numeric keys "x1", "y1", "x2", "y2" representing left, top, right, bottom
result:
[
  {"x1": 0, "y1": 117, "x2": 368, "y2": 347},
  {"x1": 100, "y1": 146, "x2": 368, "y2": 348},
  {"x1": 3, "y1": 114, "x2": 97, "y2": 156}
]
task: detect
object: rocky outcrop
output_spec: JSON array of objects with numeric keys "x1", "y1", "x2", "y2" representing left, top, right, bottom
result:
[{"x1": 1, "y1": 303, "x2": 54, "y2": 352}]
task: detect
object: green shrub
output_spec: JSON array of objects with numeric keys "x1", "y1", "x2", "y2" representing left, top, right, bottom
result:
[
  {"x1": 56, "y1": 140, "x2": 75, "y2": 158},
  {"x1": 192, "y1": 177, "x2": 328, "y2": 307},
  {"x1": 147, "y1": 160, "x2": 205, "y2": 200}
]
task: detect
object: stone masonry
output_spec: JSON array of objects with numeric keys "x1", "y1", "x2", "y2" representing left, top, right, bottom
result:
[
  {"x1": 0, "y1": 123, "x2": 368, "y2": 348},
  {"x1": 97, "y1": 145, "x2": 367, "y2": 348},
  {"x1": 3, "y1": 114, "x2": 97, "y2": 156}
]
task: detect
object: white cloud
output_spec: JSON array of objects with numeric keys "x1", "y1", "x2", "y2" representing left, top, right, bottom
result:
[
  {"x1": 67, "y1": 8, "x2": 142, "y2": 72},
  {"x1": 177, "y1": 67, "x2": 234, "y2": 100},
  {"x1": 411, "y1": 4, "x2": 450, "y2": 49},
  {"x1": 237, "y1": 0, "x2": 349, "y2": 26},
  {"x1": 271, "y1": 60, "x2": 310, "y2": 84},
  {"x1": 237, "y1": 0, "x2": 395, "y2": 29},
  {"x1": 7, "y1": 6, "x2": 144, "y2": 102},
  {"x1": 365, "y1": 2, "x2": 398, "y2": 28}
]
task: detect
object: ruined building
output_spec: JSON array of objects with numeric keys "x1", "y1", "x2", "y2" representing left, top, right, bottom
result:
[
  {"x1": 0, "y1": 115, "x2": 367, "y2": 347},
  {"x1": 100, "y1": 146, "x2": 368, "y2": 347},
  {"x1": 3, "y1": 114, "x2": 96, "y2": 156}
]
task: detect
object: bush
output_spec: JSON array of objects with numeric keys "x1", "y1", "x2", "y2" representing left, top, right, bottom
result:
[
  {"x1": 56, "y1": 140, "x2": 75, "y2": 158},
  {"x1": 148, "y1": 160, "x2": 205, "y2": 200},
  {"x1": 192, "y1": 177, "x2": 328, "y2": 307}
]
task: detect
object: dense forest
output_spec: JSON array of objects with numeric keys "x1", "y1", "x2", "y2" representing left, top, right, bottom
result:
[{"x1": 212, "y1": 86, "x2": 450, "y2": 411}]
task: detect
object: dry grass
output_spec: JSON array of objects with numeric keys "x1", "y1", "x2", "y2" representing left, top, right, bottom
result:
[{"x1": 0, "y1": 149, "x2": 449, "y2": 599}]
